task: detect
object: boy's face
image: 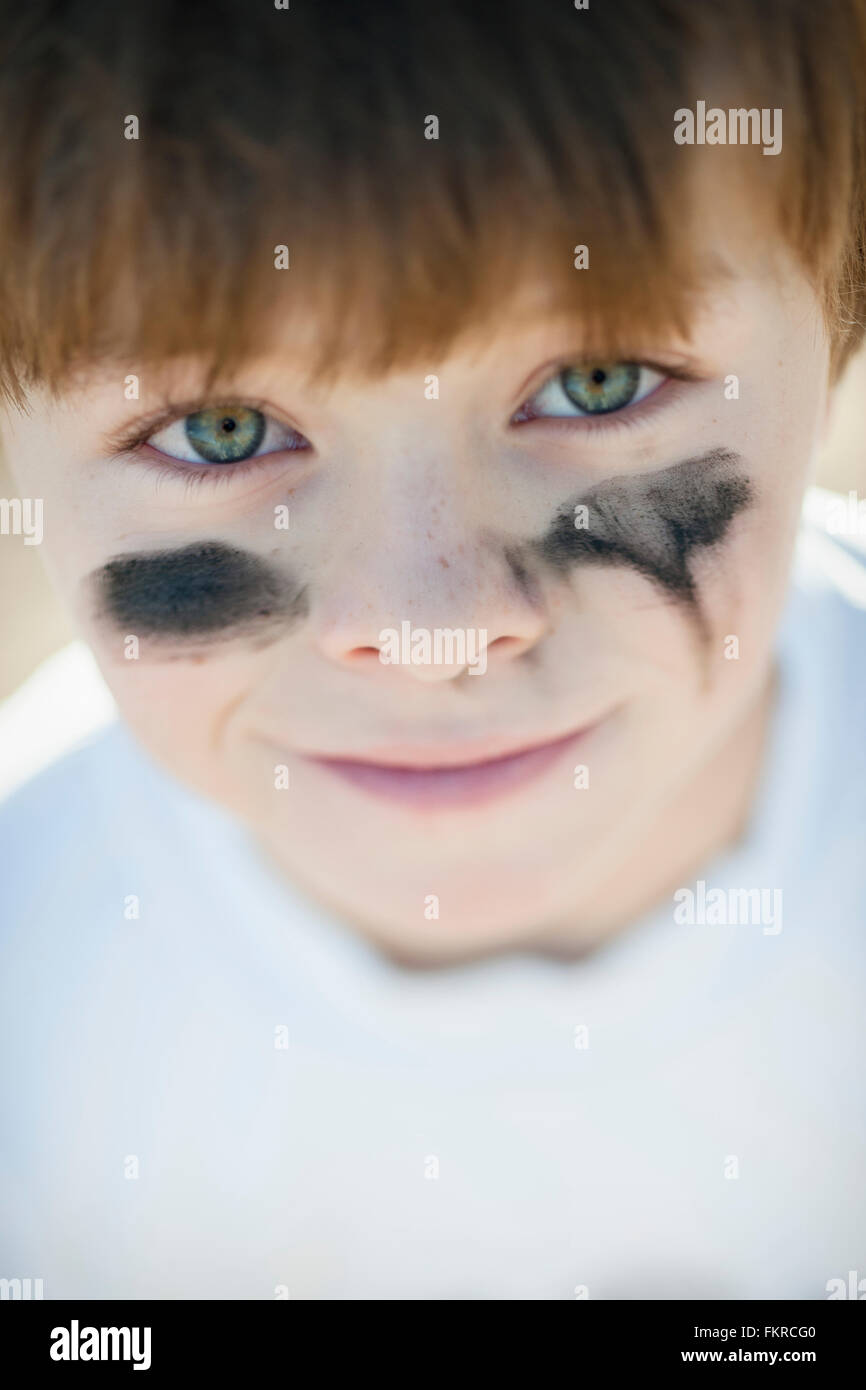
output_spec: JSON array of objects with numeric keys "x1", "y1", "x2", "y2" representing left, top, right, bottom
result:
[{"x1": 2, "y1": 228, "x2": 830, "y2": 962}]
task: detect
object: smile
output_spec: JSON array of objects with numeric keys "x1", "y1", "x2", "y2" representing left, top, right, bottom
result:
[{"x1": 301, "y1": 721, "x2": 606, "y2": 811}]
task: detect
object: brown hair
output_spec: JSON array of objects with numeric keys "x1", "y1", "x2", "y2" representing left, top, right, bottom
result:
[{"x1": 0, "y1": 0, "x2": 863, "y2": 406}]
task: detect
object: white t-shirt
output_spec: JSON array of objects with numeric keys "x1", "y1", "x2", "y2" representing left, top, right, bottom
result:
[{"x1": 1, "y1": 500, "x2": 865, "y2": 1300}]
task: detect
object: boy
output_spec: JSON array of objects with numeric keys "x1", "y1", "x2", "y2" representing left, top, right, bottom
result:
[{"x1": 0, "y1": 0, "x2": 864, "y2": 1298}]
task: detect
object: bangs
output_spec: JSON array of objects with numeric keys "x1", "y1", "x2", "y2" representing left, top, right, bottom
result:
[{"x1": 0, "y1": 0, "x2": 863, "y2": 405}]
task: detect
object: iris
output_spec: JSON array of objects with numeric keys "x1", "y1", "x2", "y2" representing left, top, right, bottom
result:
[
  {"x1": 184, "y1": 406, "x2": 266, "y2": 463},
  {"x1": 560, "y1": 362, "x2": 640, "y2": 414}
]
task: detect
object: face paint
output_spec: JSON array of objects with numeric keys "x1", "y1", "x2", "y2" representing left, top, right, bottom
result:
[
  {"x1": 94, "y1": 541, "x2": 307, "y2": 640},
  {"x1": 533, "y1": 447, "x2": 753, "y2": 607},
  {"x1": 502, "y1": 543, "x2": 542, "y2": 606}
]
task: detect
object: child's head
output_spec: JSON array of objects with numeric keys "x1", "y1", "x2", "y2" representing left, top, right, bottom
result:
[{"x1": 2, "y1": 0, "x2": 864, "y2": 960}]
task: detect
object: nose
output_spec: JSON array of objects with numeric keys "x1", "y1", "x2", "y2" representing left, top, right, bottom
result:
[
  {"x1": 339, "y1": 631, "x2": 535, "y2": 683},
  {"x1": 313, "y1": 491, "x2": 546, "y2": 683}
]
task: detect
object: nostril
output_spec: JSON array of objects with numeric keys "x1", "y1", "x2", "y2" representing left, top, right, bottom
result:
[
  {"x1": 485, "y1": 636, "x2": 526, "y2": 658},
  {"x1": 340, "y1": 634, "x2": 530, "y2": 670}
]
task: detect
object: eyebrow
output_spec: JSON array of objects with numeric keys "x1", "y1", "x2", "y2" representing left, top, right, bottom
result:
[
  {"x1": 692, "y1": 250, "x2": 738, "y2": 284},
  {"x1": 510, "y1": 248, "x2": 737, "y2": 338}
]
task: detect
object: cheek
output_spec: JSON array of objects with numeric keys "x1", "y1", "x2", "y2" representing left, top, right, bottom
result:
[
  {"x1": 666, "y1": 513, "x2": 792, "y2": 717},
  {"x1": 91, "y1": 542, "x2": 308, "y2": 641},
  {"x1": 541, "y1": 496, "x2": 784, "y2": 711},
  {"x1": 693, "y1": 475, "x2": 802, "y2": 638},
  {"x1": 97, "y1": 652, "x2": 260, "y2": 793},
  {"x1": 550, "y1": 569, "x2": 715, "y2": 697}
]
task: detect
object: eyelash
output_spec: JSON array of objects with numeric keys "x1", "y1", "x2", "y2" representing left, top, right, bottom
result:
[
  {"x1": 510, "y1": 360, "x2": 701, "y2": 436},
  {"x1": 143, "y1": 453, "x2": 288, "y2": 497},
  {"x1": 111, "y1": 359, "x2": 701, "y2": 491},
  {"x1": 109, "y1": 400, "x2": 311, "y2": 489}
]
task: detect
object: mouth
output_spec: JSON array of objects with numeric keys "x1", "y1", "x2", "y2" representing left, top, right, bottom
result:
[{"x1": 300, "y1": 721, "x2": 605, "y2": 810}]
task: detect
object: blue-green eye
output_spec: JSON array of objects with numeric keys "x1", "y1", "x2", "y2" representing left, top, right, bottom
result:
[
  {"x1": 148, "y1": 405, "x2": 309, "y2": 465},
  {"x1": 562, "y1": 363, "x2": 640, "y2": 413},
  {"x1": 517, "y1": 361, "x2": 666, "y2": 420},
  {"x1": 185, "y1": 406, "x2": 265, "y2": 462}
]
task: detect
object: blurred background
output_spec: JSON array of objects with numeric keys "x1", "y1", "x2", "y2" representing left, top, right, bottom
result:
[{"x1": 1, "y1": 344, "x2": 865, "y2": 702}]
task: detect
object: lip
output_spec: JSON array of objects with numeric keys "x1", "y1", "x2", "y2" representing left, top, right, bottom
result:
[{"x1": 300, "y1": 722, "x2": 602, "y2": 810}]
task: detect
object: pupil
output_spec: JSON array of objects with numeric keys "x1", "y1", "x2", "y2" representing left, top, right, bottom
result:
[
  {"x1": 591, "y1": 369, "x2": 607, "y2": 385},
  {"x1": 221, "y1": 417, "x2": 236, "y2": 433}
]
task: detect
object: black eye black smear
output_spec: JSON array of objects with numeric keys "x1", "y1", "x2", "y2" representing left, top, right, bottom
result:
[
  {"x1": 532, "y1": 447, "x2": 753, "y2": 612},
  {"x1": 94, "y1": 541, "x2": 308, "y2": 641}
]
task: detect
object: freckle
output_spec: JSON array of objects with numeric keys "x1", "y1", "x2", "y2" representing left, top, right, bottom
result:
[{"x1": 438, "y1": 556, "x2": 450, "y2": 568}]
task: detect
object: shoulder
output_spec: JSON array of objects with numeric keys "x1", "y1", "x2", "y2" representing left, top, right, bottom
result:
[
  {"x1": 0, "y1": 639, "x2": 116, "y2": 801},
  {"x1": 791, "y1": 489, "x2": 866, "y2": 685},
  {"x1": 0, "y1": 721, "x2": 147, "y2": 928},
  {"x1": 0, "y1": 662, "x2": 252, "y2": 963},
  {"x1": 779, "y1": 490, "x2": 866, "y2": 824}
]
